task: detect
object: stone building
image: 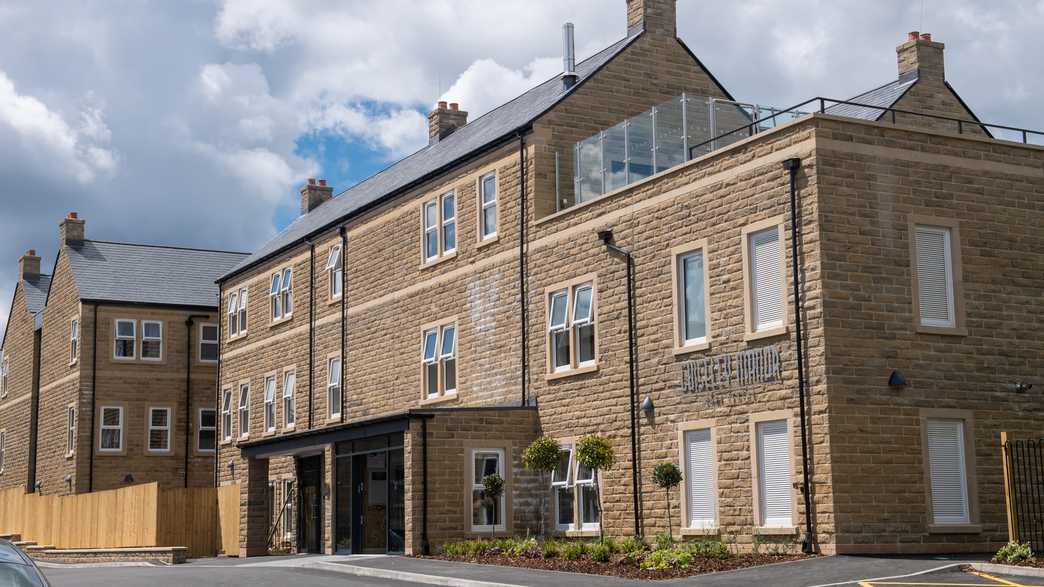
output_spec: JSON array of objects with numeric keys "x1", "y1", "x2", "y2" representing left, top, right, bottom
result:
[
  {"x1": 216, "y1": 0, "x2": 1043, "y2": 557},
  {"x1": 0, "y1": 213, "x2": 247, "y2": 496}
]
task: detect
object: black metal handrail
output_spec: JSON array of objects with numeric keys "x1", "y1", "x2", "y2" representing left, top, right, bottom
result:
[{"x1": 688, "y1": 96, "x2": 1044, "y2": 160}]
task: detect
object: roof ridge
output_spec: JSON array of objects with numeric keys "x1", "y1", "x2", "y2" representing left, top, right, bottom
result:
[{"x1": 81, "y1": 239, "x2": 250, "y2": 256}]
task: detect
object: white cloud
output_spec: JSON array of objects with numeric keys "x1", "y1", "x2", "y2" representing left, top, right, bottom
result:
[
  {"x1": 438, "y1": 57, "x2": 562, "y2": 120},
  {"x1": 307, "y1": 103, "x2": 427, "y2": 157}
]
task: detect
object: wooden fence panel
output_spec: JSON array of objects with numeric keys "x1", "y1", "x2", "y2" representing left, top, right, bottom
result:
[
  {"x1": 157, "y1": 487, "x2": 217, "y2": 559},
  {"x1": 216, "y1": 484, "x2": 241, "y2": 557}
]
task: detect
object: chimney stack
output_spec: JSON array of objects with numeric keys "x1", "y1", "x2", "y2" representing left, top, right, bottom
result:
[
  {"x1": 562, "y1": 23, "x2": 578, "y2": 90},
  {"x1": 427, "y1": 101, "x2": 468, "y2": 145},
  {"x1": 59, "y1": 212, "x2": 85, "y2": 247},
  {"x1": 897, "y1": 31, "x2": 945, "y2": 81},
  {"x1": 626, "y1": 0, "x2": 676, "y2": 37},
  {"x1": 18, "y1": 249, "x2": 40, "y2": 281},
  {"x1": 300, "y1": 178, "x2": 333, "y2": 215}
]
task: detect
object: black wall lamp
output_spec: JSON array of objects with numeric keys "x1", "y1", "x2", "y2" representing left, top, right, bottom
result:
[
  {"x1": 888, "y1": 370, "x2": 907, "y2": 387},
  {"x1": 123, "y1": 473, "x2": 134, "y2": 484},
  {"x1": 1009, "y1": 382, "x2": 1034, "y2": 394}
]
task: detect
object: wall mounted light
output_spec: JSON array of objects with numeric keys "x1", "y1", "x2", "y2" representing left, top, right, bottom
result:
[
  {"x1": 123, "y1": 473, "x2": 134, "y2": 484},
  {"x1": 1009, "y1": 382, "x2": 1034, "y2": 394},
  {"x1": 640, "y1": 396, "x2": 654, "y2": 415},
  {"x1": 888, "y1": 370, "x2": 907, "y2": 387}
]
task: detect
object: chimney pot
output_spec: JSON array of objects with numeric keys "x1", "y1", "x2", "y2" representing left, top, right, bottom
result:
[
  {"x1": 907, "y1": 30, "x2": 920, "y2": 41},
  {"x1": 27, "y1": 249, "x2": 36, "y2": 256},
  {"x1": 68, "y1": 212, "x2": 78, "y2": 220},
  {"x1": 18, "y1": 249, "x2": 41, "y2": 281},
  {"x1": 59, "y1": 213, "x2": 85, "y2": 247},
  {"x1": 300, "y1": 179, "x2": 333, "y2": 215},
  {"x1": 897, "y1": 31, "x2": 945, "y2": 80},
  {"x1": 438, "y1": 101, "x2": 448, "y2": 110},
  {"x1": 449, "y1": 102, "x2": 458, "y2": 112},
  {"x1": 308, "y1": 177, "x2": 316, "y2": 185},
  {"x1": 920, "y1": 32, "x2": 932, "y2": 41},
  {"x1": 428, "y1": 101, "x2": 468, "y2": 145},
  {"x1": 318, "y1": 179, "x2": 326, "y2": 187}
]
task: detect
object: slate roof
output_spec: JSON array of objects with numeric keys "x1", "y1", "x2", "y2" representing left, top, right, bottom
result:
[
  {"x1": 826, "y1": 70, "x2": 918, "y2": 121},
  {"x1": 220, "y1": 30, "x2": 645, "y2": 282},
  {"x1": 64, "y1": 240, "x2": 248, "y2": 309},
  {"x1": 22, "y1": 274, "x2": 51, "y2": 315}
]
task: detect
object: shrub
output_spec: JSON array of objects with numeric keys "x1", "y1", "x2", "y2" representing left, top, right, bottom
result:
[
  {"x1": 619, "y1": 535, "x2": 648, "y2": 556},
  {"x1": 655, "y1": 532, "x2": 675, "y2": 551},
  {"x1": 601, "y1": 536, "x2": 620, "y2": 554},
  {"x1": 639, "y1": 548, "x2": 692, "y2": 570},
  {"x1": 994, "y1": 541, "x2": 1035, "y2": 564},
  {"x1": 590, "y1": 542, "x2": 612, "y2": 563},
  {"x1": 541, "y1": 539, "x2": 560, "y2": 559},
  {"x1": 562, "y1": 541, "x2": 586, "y2": 561},
  {"x1": 684, "y1": 540, "x2": 730, "y2": 560},
  {"x1": 501, "y1": 537, "x2": 536, "y2": 557},
  {"x1": 441, "y1": 539, "x2": 489, "y2": 558}
]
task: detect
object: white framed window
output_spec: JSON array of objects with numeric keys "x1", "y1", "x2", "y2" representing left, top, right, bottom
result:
[
  {"x1": 114, "y1": 319, "x2": 136, "y2": 359},
  {"x1": 281, "y1": 479, "x2": 294, "y2": 539},
  {"x1": 755, "y1": 419, "x2": 793, "y2": 528},
  {"x1": 198, "y1": 408, "x2": 216, "y2": 453},
  {"x1": 238, "y1": 384, "x2": 249, "y2": 438},
  {"x1": 423, "y1": 200, "x2": 439, "y2": 261},
  {"x1": 747, "y1": 225, "x2": 785, "y2": 334},
  {"x1": 282, "y1": 370, "x2": 296, "y2": 429},
  {"x1": 66, "y1": 406, "x2": 77, "y2": 456},
  {"x1": 199, "y1": 324, "x2": 219, "y2": 363},
  {"x1": 479, "y1": 172, "x2": 497, "y2": 240},
  {"x1": 576, "y1": 458, "x2": 600, "y2": 530},
  {"x1": 147, "y1": 407, "x2": 171, "y2": 453},
  {"x1": 264, "y1": 376, "x2": 276, "y2": 432},
  {"x1": 327, "y1": 245, "x2": 343, "y2": 299},
  {"x1": 270, "y1": 273, "x2": 282, "y2": 320},
  {"x1": 552, "y1": 445, "x2": 575, "y2": 532},
  {"x1": 470, "y1": 448, "x2": 506, "y2": 533},
  {"x1": 683, "y1": 428, "x2": 717, "y2": 529},
  {"x1": 99, "y1": 406, "x2": 124, "y2": 452},
  {"x1": 673, "y1": 244, "x2": 709, "y2": 349},
  {"x1": 914, "y1": 225, "x2": 957, "y2": 329},
  {"x1": 422, "y1": 323, "x2": 457, "y2": 399},
  {"x1": 926, "y1": 418, "x2": 971, "y2": 525},
  {"x1": 0, "y1": 353, "x2": 8, "y2": 399},
  {"x1": 281, "y1": 268, "x2": 293, "y2": 317},
  {"x1": 547, "y1": 279, "x2": 596, "y2": 374},
  {"x1": 227, "y1": 292, "x2": 239, "y2": 338},
  {"x1": 441, "y1": 191, "x2": 456, "y2": 254},
  {"x1": 421, "y1": 191, "x2": 456, "y2": 263},
  {"x1": 221, "y1": 389, "x2": 232, "y2": 441},
  {"x1": 0, "y1": 431, "x2": 5, "y2": 473},
  {"x1": 141, "y1": 320, "x2": 163, "y2": 361},
  {"x1": 237, "y1": 287, "x2": 248, "y2": 334},
  {"x1": 70, "y1": 318, "x2": 79, "y2": 364},
  {"x1": 327, "y1": 358, "x2": 341, "y2": 419}
]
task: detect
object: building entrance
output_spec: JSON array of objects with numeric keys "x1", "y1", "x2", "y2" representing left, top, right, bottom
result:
[
  {"x1": 297, "y1": 455, "x2": 323, "y2": 554},
  {"x1": 334, "y1": 434, "x2": 404, "y2": 554}
]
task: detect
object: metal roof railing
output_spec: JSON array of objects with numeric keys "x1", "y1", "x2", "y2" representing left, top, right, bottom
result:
[{"x1": 688, "y1": 96, "x2": 1044, "y2": 160}]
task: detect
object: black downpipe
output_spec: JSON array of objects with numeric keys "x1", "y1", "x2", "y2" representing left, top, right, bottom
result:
[
  {"x1": 599, "y1": 231, "x2": 642, "y2": 538},
  {"x1": 517, "y1": 133, "x2": 529, "y2": 406},
  {"x1": 308, "y1": 242, "x2": 315, "y2": 429},
  {"x1": 339, "y1": 226, "x2": 347, "y2": 423},
  {"x1": 421, "y1": 417, "x2": 430, "y2": 555},
  {"x1": 88, "y1": 303, "x2": 99, "y2": 492},
  {"x1": 27, "y1": 328, "x2": 41, "y2": 493},
  {"x1": 215, "y1": 293, "x2": 222, "y2": 489},
  {"x1": 784, "y1": 157, "x2": 815, "y2": 555},
  {"x1": 184, "y1": 314, "x2": 209, "y2": 488}
]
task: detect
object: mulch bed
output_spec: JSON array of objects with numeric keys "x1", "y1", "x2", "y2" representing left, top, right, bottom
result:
[{"x1": 422, "y1": 552, "x2": 810, "y2": 580}]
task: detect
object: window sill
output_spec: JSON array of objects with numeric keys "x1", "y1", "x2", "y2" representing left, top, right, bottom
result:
[
  {"x1": 673, "y1": 341, "x2": 711, "y2": 356},
  {"x1": 268, "y1": 316, "x2": 294, "y2": 330},
  {"x1": 325, "y1": 416, "x2": 342, "y2": 425},
  {"x1": 564, "y1": 529, "x2": 601, "y2": 538},
  {"x1": 744, "y1": 326, "x2": 788, "y2": 342},
  {"x1": 754, "y1": 526, "x2": 798, "y2": 536},
  {"x1": 196, "y1": 450, "x2": 216, "y2": 456},
  {"x1": 420, "y1": 393, "x2": 459, "y2": 406},
  {"x1": 915, "y1": 325, "x2": 968, "y2": 337},
  {"x1": 546, "y1": 364, "x2": 598, "y2": 382},
  {"x1": 227, "y1": 332, "x2": 248, "y2": 342},
  {"x1": 65, "y1": 452, "x2": 75, "y2": 460},
  {"x1": 145, "y1": 450, "x2": 173, "y2": 457},
  {"x1": 97, "y1": 450, "x2": 126, "y2": 457},
  {"x1": 679, "y1": 527, "x2": 720, "y2": 537},
  {"x1": 262, "y1": 430, "x2": 277, "y2": 438},
  {"x1": 326, "y1": 296, "x2": 344, "y2": 307},
  {"x1": 476, "y1": 234, "x2": 499, "y2": 249},
  {"x1": 68, "y1": 360, "x2": 78, "y2": 368},
  {"x1": 283, "y1": 425, "x2": 296, "y2": 432},
  {"x1": 238, "y1": 435, "x2": 250, "y2": 443},
  {"x1": 112, "y1": 356, "x2": 137, "y2": 363},
  {"x1": 420, "y1": 251, "x2": 457, "y2": 270},
  {"x1": 928, "y1": 523, "x2": 981, "y2": 534}
]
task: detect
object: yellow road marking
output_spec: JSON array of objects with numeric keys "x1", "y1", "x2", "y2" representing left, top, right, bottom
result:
[
  {"x1": 970, "y1": 570, "x2": 1038, "y2": 587},
  {"x1": 859, "y1": 570, "x2": 1044, "y2": 587}
]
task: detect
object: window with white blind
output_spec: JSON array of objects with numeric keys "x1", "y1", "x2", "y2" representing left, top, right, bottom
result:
[
  {"x1": 147, "y1": 407, "x2": 171, "y2": 453},
  {"x1": 684, "y1": 428, "x2": 717, "y2": 529},
  {"x1": 914, "y1": 225, "x2": 957, "y2": 329},
  {"x1": 755, "y1": 419, "x2": 793, "y2": 528},
  {"x1": 926, "y1": 419, "x2": 970, "y2": 525},
  {"x1": 746, "y1": 224, "x2": 785, "y2": 334}
]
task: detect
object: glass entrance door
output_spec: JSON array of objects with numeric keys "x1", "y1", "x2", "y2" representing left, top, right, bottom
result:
[{"x1": 334, "y1": 434, "x2": 404, "y2": 554}]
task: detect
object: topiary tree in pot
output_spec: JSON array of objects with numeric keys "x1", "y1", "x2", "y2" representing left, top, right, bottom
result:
[
  {"x1": 481, "y1": 473, "x2": 505, "y2": 539},
  {"x1": 652, "y1": 462, "x2": 683, "y2": 542},
  {"x1": 522, "y1": 435, "x2": 563, "y2": 536},
  {"x1": 575, "y1": 434, "x2": 615, "y2": 543}
]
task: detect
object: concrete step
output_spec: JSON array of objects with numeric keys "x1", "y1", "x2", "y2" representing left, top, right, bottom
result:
[{"x1": 24, "y1": 545, "x2": 54, "y2": 552}]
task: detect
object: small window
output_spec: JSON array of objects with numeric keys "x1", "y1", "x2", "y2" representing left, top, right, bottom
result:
[
  {"x1": 546, "y1": 281, "x2": 596, "y2": 374},
  {"x1": 147, "y1": 407, "x2": 171, "y2": 453},
  {"x1": 327, "y1": 245, "x2": 343, "y2": 299},
  {"x1": 199, "y1": 324, "x2": 219, "y2": 362},
  {"x1": 422, "y1": 323, "x2": 457, "y2": 400},
  {"x1": 114, "y1": 320, "x2": 136, "y2": 359},
  {"x1": 755, "y1": 419, "x2": 793, "y2": 528},
  {"x1": 281, "y1": 269, "x2": 293, "y2": 317},
  {"x1": 141, "y1": 320, "x2": 163, "y2": 361},
  {"x1": 227, "y1": 292, "x2": 239, "y2": 338},
  {"x1": 551, "y1": 446, "x2": 574, "y2": 531},
  {"x1": 237, "y1": 384, "x2": 249, "y2": 439},
  {"x1": 575, "y1": 459, "x2": 599, "y2": 530},
  {"x1": 0, "y1": 431, "x2": 5, "y2": 472},
  {"x1": 70, "y1": 318, "x2": 79, "y2": 364},
  {"x1": 99, "y1": 406, "x2": 123, "y2": 452},
  {"x1": 471, "y1": 448, "x2": 505, "y2": 532},
  {"x1": 675, "y1": 246, "x2": 708, "y2": 348},
  {"x1": 0, "y1": 354, "x2": 7, "y2": 398},
  {"x1": 480, "y1": 172, "x2": 497, "y2": 240},
  {"x1": 748, "y1": 226, "x2": 785, "y2": 334},
  {"x1": 264, "y1": 376, "x2": 276, "y2": 432},
  {"x1": 221, "y1": 389, "x2": 232, "y2": 441},
  {"x1": 914, "y1": 225, "x2": 957, "y2": 329},
  {"x1": 237, "y1": 288, "x2": 248, "y2": 333},
  {"x1": 926, "y1": 418, "x2": 970, "y2": 525},
  {"x1": 198, "y1": 408, "x2": 216, "y2": 453},
  {"x1": 328, "y1": 358, "x2": 342, "y2": 419},
  {"x1": 270, "y1": 273, "x2": 282, "y2": 320},
  {"x1": 683, "y1": 428, "x2": 716, "y2": 529},
  {"x1": 282, "y1": 371, "x2": 296, "y2": 428},
  {"x1": 423, "y1": 201, "x2": 439, "y2": 261},
  {"x1": 421, "y1": 192, "x2": 457, "y2": 263},
  {"x1": 66, "y1": 406, "x2": 77, "y2": 455},
  {"x1": 441, "y1": 192, "x2": 456, "y2": 254},
  {"x1": 281, "y1": 479, "x2": 294, "y2": 539}
]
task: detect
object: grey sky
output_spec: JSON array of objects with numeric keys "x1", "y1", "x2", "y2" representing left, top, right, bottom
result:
[{"x1": 0, "y1": 0, "x2": 1041, "y2": 336}]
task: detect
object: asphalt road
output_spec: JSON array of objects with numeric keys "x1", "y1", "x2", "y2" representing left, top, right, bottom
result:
[{"x1": 41, "y1": 564, "x2": 430, "y2": 587}]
